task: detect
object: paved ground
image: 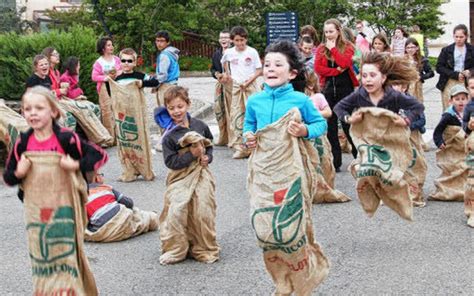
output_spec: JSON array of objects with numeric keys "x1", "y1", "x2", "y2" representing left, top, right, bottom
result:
[{"x1": 1, "y1": 75, "x2": 472, "y2": 295}]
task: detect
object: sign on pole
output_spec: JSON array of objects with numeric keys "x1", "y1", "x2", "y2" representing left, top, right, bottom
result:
[{"x1": 265, "y1": 12, "x2": 299, "y2": 46}]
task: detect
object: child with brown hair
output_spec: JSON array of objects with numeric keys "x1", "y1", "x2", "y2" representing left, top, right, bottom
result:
[{"x1": 154, "y1": 86, "x2": 219, "y2": 265}]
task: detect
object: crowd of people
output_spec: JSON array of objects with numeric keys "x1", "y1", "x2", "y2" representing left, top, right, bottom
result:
[{"x1": 1, "y1": 18, "x2": 473, "y2": 295}]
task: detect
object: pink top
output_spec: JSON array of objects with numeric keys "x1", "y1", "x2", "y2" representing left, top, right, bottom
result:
[
  {"x1": 309, "y1": 93, "x2": 329, "y2": 112},
  {"x1": 60, "y1": 71, "x2": 83, "y2": 99},
  {"x1": 91, "y1": 56, "x2": 122, "y2": 93},
  {"x1": 26, "y1": 133, "x2": 65, "y2": 154},
  {"x1": 356, "y1": 34, "x2": 371, "y2": 54}
]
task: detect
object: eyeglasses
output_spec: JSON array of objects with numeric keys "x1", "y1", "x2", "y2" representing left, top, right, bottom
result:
[
  {"x1": 52, "y1": 52, "x2": 60, "y2": 57},
  {"x1": 406, "y1": 46, "x2": 418, "y2": 50},
  {"x1": 121, "y1": 59, "x2": 134, "y2": 63}
]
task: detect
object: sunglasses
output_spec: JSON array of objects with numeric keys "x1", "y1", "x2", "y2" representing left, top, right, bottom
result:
[{"x1": 121, "y1": 59, "x2": 134, "y2": 63}]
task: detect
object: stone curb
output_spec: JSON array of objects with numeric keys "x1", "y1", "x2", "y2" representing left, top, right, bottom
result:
[
  {"x1": 191, "y1": 100, "x2": 214, "y2": 120},
  {"x1": 180, "y1": 71, "x2": 212, "y2": 78}
]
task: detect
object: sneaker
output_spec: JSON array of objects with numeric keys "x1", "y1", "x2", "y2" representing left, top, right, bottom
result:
[
  {"x1": 467, "y1": 216, "x2": 474, "y2": 228},
  {"x1": 335, "y1": 167, "x2": 341, "y2": 173},
  {"x1": 232, "y1": 150, "x2": 250, "y2": 159}
]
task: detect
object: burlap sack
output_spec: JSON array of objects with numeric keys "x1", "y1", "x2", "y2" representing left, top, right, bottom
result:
[
  {"x1": 441, "y1": 79, "x2": 463, "y2": 111},
  {"x1": 229, "y1": 81, "x2": 258, "y2": 151},
  {"x1": 22, "y1": 152, "x2": 97, "y2": 296},
  {"x1": 429, "y1": 126, "x2": 468, "y2": 201},
  {"x1": 58, "y1": 98, "x2": 113, "y2": 147},
  {"x1": 0, "y1": 101, "x2": 28, "y2": 153},
  {"x1": 312, "y1": 135, "x2": 351, "y2": 203},
  {"x1": 338, "y1": 120, "x2": 352, "y2": 154},
  {"x1": 465, "y1": 133, "x2": 474, "y2": 221},
  {"x1": 98, "y1": 83, "x2": 116, "y2": 142},
  {"x1": 408, "y1": 80, "x2": 424, "y2": 102},
  {"x1": 159, "y1": 131, "x2": 219, "y2": 265},
  {"x1": 57, "y1": 107, "x2": 77, "y2": 131},
  {"x1": 155, "y1": 83, "x2": 175, "y2": 108},
  {"x1": 213, "y1": 81, "x2": 233, "y2": 146},
  {"x1": 247, "y1": 108, "x2": 329, "y2": 295},
  {"x1": 109, "y1": 80, "x2": 155, "y2": 182},
  {"x1": 349, "y1": 107, "x2": 414, "y2": 221},
  {"x1": 85, "y1": 205, "x2": 158, "y2": 242},
  {"x1": 406, "y1": 130, "x2": 428, "y2": 207}
]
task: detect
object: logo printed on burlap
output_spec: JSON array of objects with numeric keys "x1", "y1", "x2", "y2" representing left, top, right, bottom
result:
[{"x1": 115, "y1": 112, "x2": 139, "y2": 144}]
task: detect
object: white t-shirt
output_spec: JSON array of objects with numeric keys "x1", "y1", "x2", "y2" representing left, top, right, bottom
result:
[{"x1": 221, "y1": 46, "x2": 262, "y2": 84}]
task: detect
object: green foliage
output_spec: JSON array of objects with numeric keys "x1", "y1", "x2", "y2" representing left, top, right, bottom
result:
[
  {"x1": 0, "y1": 26, "x2": 99, "y2": 102},
  {"x1": 349, "y1": 0, "x2": 446, "y2": 39},
  {"x1": 0, "y1": 5, "x2": 36, "y2": 33},
  {"x1": 179, "y1": 56, "x2": 211, "y2": 71}
]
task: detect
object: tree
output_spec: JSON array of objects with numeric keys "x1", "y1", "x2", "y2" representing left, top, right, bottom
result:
[
  {"x1": 0, "y1": 5, "x2": 36, "y2": 33},
  {"x1": 349, "y1": 0, "x2": 445, "y2": 39}
]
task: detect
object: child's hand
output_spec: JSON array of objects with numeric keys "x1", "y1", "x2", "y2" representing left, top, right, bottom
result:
[
  {"x1": 240, "y1": 82, "x2": 248, "y2": 90},
  {"x1": 245, "y1": 134, "x2": 257, "y2": 149},
  {"x1": 135, "y1": 80, "x2": 143, "y2": 88},
  {"x1": 200, "y1": 155, "x2": 209, "y2": 167},
  {"x1": 458, "y1": 73, "x2": 465, "y2": 82},
  {"x1": 190, "y1": 143, "x2": 205, "y2": 158},
  {"x1": 60, "y1": 155, "x2": 80, "y2": 171},
  {"x1": 468, "y1": 118, "x2": 474, "y2": 130},
  {"x1": 60, "y1": 88, "x2": 68, "y2": 96},
  {"x1": 392, "y1": 115, "x2": 408, "y2": 127},
  {"x1": 287, "y1": 120, "x2": 308, "y2": 137},
  {"x1": 439, "y1": 143, "x2": 446, "y2": 150},
  {"x1": 348, "y1": 112, "x2": 363, "y2": 124},
  {"x1": 15, "y1": 154, "x2": 31, "y2": 179},
  {"x1": 326, "y1": 39, "x2": 336, "y2": 50}
]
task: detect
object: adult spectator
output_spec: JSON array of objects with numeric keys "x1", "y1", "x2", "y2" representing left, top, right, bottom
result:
[
  {"x1": 436, "y1": 24, "x2": 474, "y2": 110},
  {"x1": 355, "y1": 20, "x2": 370, "y2": 54},
  {"x1": 315, "y1": 18, "x2": 359, "y2": 172}
]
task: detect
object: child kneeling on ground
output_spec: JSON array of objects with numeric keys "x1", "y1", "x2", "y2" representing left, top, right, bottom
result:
[
  {"x1": 155, "y1": 86, "x2": 219, "y2": 265},
  {"x1": 84, "y1": 173, "x2": 159, "y2": 242}
]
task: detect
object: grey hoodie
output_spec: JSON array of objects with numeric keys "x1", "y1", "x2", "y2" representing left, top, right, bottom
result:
[{"x1": 156, "y1": 46, "x2": 180, "y2": 83}]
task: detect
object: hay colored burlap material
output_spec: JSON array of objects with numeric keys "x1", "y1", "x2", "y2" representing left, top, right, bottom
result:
[
  {"x1": 213, "y1": 81, "x2": 233, "y2": 146},
  {"x1": 0, "y1": 101, "x2": 28, "y2": 153},
  {"x1": 155, "y1": 83, "x2": 175, "y2": 108},
  {"x1": 407, "y1": 130, "x2": 428, "y2": 207},
  {"x1": 430, "y1": 126, "x2": 468, "y2": 201},
  {"x1": 159, "y1": 131, "x2": 219, "y2": 265},
  {"x1": 85, "y1": 205, "x2": 158, "y2": 242},
  {"x1": 109, "y1": 80, "x2": 155, "y2": 182},
  {"x1": 58, "y1": 98, "x2": 113, "y2": 147},
  {"x1": 229, "y1": 81, "x2": 257, "y2": 151},
  {"x1": 338, "y1": 120, "x2": 352, "y2": 154},
  {"x1": 465, "y1": 133, "x2": 474, "y2": 220},
  {"x1": 247, "y1": 108, "x2": 329, "y2": 296},
  {"x1": 22, "y1": 152, "x2": 97, "y2": 296},
  {"x1": 349, "y1": 107, "x2": 414, "y2": 221},
  {"x1": 312, "y1": 135, "x2": 351, "y2": 203},
  {"x1": 408, "y1": 80, "x2": 424, "y2": 102},
  {"x1": 98, "y1": 84, "x2": 116, "y2": 142}
]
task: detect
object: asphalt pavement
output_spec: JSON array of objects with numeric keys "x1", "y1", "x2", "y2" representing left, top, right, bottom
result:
[{"x1": 0, "y1": 75, "x2": 472, "y2": 295}]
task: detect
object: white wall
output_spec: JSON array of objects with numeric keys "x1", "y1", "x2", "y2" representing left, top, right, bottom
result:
[{"x1": 17, "y1": 0, "x2": 75, "y2": 21}]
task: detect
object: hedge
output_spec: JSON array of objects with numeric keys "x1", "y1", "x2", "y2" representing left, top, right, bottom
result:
[{"x1": 0, "y1": 26, "x2": 99, "y2": 102}]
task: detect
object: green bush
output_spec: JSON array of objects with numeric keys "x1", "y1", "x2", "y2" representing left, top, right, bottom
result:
[
  {"x1": 0, "y1": 25, "x2": 99, "y2": 102},
  {"x1": 178, "y1": 56, "x2": 211, "y2": 71}
]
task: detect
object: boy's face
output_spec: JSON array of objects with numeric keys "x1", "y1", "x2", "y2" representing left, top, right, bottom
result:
[
  {"x1": 166, "y1": 97, "x2": 189, "y2": 125},
  {"x1": 232, "y1": 35, "x2": 247, "y2": 51},
  {"x1": 120, "y1": 54, "x2": 136, "y2": 73},
  {"x1": 263, "y1": 52, "x2": 297, "y2": 88},
  {"x1": 219, "y1": 33, "x2": 231, "y2": 49},
  {"x1": 450, "y1": 93, "x2": 468, "y2": 113},
  {"x1": 467, "y1": 79, "x2": 474, "y2": 98},
  {"x1": 155, "y1": 37, "x2": 170, "y2": 51},
  {"x1": 300, "y1": 42, "x2": 314, "y2": 56}
]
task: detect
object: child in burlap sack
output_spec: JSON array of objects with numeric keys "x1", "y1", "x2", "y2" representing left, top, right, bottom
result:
[
  {"x1": 155, "y1": 86, "x2": 219, "y2": 265},
  {"x1": 431, "y1": 84, "x2": 469, "y2": 201},
  {"x1": 84, "y1": 173, "x2": 159, "y2": 242},
  {"x1": 3, "y1": 86, "x2": 108, "y2": 295},
  {"x1": 244, "y1": 40, "x2": 329, "y2": 295},
  {"x1": 464, "y1": 78, "x2": 474, "y2": 227},
  {"x1": 463, "y1": 76, "x2": 474, "y2": 135}
]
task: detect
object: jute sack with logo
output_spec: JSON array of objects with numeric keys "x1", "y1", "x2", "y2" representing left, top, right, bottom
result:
[
  {"x1": 464, "y1": 133, "x2": 474, "y2": 219},
  {"x1": 338, "y1": 120, "x2": 352, "y2": 153},
  {"x1": 349, "y1": 107, "x2": 414, "y2": 220},
  {"x1": 247, "y1": 108, "x2": 329, "y2": 296},
  {"x1": 159, "y1": 131, "x2": 219, "y2": 265},
  {"x1": 429, "y1": 126, "x2": 468, "y2": 201},
  {"x1": 229, "y1": 81, "x2": 258, "y2": 151},
  {"x1": 109, "y1": 80, "x2": 154, "y2": 182},
  {"x1": 56, "y1": 106, "x2": 77, "y2": 131},
  {"x1": 0, "y1": 101, "x2": 28, "y2": 153},
  {"x1": 311, "y1": 135, "x2": 351, "y2": 203},
  {"x1": 85, "y1": 205, "x2": 158, "y2": 242},
  {"x1": 58, "y1": 98, "x2": 113, "y2": 147},
  {"x1": 407, "y1": 130, "x2": 428, "y2": 207},
  {"x1": 98, "y1": 84, "x2": 116, "y2": 142},
  {"x1": 213, "y1": 81, "x2": 233, "y2": 146},
  {"x1": 22, "y1": 152, "x2": 97, "y2": 296}
]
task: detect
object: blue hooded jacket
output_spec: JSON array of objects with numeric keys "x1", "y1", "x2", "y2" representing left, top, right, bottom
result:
[{"x1": 243, "y1": 83, "x2": 327, "y2": 139}]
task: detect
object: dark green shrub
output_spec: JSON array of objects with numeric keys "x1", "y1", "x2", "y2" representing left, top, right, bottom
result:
[
  {"x1": 0, "y1": 25, "x2": 99, "y2": 102},
  {"x1": 178, "y1": 56, "x2": 211, "y2": 71}
]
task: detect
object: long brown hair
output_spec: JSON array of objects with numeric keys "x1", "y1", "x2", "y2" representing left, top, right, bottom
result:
[
  {"x1": 362, "y1": 52, "x2": 419, "y2": 87},
  {"x1": 372, "y1": 33, "x2": 390, "y2": 53},
  {"x1": 322, "y1": 19, "x2": 349, "y2": 60},
  {"x1": 404, "y1": 37, "x2": 422, "y2": 71}
]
